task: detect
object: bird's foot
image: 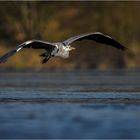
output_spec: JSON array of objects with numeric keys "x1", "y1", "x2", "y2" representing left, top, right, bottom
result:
[
  {"x1": 41, "y1": 58, "x2": 47, "y2": 64},
  {"x1": 41, "y1": 56, "x2": 51, "y2": 64},
  {"x1": 39, "y1": 53, "x2": 47, "y2": 57}
]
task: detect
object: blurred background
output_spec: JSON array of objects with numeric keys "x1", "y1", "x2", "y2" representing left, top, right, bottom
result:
[{"x1": 0, "y1": 1, "x2": 140, "y2": 71}]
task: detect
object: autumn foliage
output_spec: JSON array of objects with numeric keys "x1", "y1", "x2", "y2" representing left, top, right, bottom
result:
[{"x1": 0, "y1": 1, "x2": 140, "y2": 70}]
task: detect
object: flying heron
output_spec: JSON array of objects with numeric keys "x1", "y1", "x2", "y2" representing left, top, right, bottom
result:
[{"x1": 0, "y1": 32, "x2": 126, "y2": 64}]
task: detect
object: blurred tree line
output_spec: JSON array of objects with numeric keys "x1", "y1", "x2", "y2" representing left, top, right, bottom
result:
[{"x1": 0, "y1": 1, "x2": 140, "y2": 70}]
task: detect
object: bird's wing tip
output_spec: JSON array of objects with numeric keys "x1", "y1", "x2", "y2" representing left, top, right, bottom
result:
[
  {"x1": 119, "y1": 46, "x2": 128, "y2": 51},
  {"x1": 123, "y1": 47, "x2": 128, "y2": 51},
  {"x1": 0, "y1": 57, "x2": 8, "y2": 63}
]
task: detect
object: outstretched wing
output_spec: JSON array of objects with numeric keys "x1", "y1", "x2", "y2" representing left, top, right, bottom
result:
[
  {"x1": 0, "y1": 40, "x2": 55, "y2": 63},
  {"x1": 63, "y1": 32, "x2": 126, "y2": 50}
]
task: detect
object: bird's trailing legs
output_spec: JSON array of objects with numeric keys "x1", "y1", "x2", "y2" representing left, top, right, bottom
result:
[{"x1": 39, "y1": 52, "x2": 51, "y2": 64}]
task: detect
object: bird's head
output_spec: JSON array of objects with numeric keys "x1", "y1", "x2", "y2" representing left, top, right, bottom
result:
[{"x1": 67, "y1": 45, "x2": 75, "y2": 51}]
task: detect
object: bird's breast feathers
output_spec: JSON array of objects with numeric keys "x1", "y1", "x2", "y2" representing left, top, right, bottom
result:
[{"x1": 53, "y1": 45, "x2": 70, "y2": 58}]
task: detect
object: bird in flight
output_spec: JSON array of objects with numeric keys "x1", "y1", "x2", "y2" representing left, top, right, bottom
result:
[{"x1": 0, "y1": 32, "x2": 126, "y2": 64}]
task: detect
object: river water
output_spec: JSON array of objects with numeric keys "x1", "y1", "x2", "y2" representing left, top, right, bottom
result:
[{"x1": 0, "y1": 70, "x2": 140, "y2": 138}]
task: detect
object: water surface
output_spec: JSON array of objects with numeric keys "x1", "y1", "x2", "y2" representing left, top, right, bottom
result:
[{"x1": 0, "y1": 70, "x2": 140, "y2": 138}]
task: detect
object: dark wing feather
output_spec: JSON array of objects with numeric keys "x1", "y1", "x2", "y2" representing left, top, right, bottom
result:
[
  {"x1": 63, "y1": 32, "x2": 126, "y2": 50},
  {"x1": 0, "y1": 40, "x2": 55, "y2": 63}
]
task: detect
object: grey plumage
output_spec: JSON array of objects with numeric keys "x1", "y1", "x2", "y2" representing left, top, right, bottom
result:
[
  {"x1": 0, "y1": 40, "x2": 55, "y2": 64},
  {"x1": 0, "y1": 32, "x2": 126, "y2": 64},
  {"x1": 63, "y1": 32, "x2": 125, "y2": 50}
]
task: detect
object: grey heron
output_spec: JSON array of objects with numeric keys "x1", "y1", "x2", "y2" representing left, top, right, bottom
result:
[{"x1": 0, "y1": 32, "x2": 126, "y2": 64}]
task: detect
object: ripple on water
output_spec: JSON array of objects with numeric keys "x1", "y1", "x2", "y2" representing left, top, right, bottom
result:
[{"x1": 0, "y1": 71, "x2": 140, "y2": 138}]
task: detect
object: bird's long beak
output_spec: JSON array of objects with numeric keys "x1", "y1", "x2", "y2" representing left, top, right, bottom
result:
[{"x1": 69, "y1": 47, "x2": 75, "y2": 51}]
